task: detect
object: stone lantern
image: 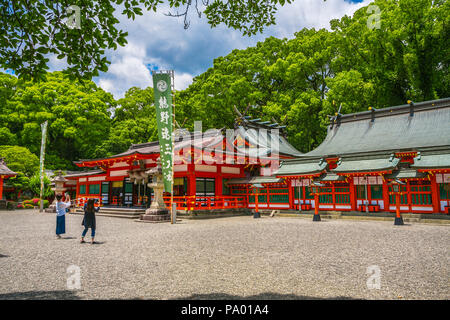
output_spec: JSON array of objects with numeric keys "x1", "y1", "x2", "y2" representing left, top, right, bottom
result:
[
  {"x1": 53, "y1": 173, "x2": 68, "y2": 196},
  {"x1": 45, "y1": 172, "x2": 68, "y2": 213},
  {"x1": 140, "y1": 158, "x2": 170, "y2": 222}
]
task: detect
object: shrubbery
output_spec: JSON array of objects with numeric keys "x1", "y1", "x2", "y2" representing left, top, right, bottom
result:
[{"x1": 21, "y1": 199, "x2": 50, "y2": 209}]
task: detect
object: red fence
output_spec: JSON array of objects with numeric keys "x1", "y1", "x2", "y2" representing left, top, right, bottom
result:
[
  {"x1": 164, "y1": 196, "x2": 247, "y2": 211},
  {"x1": 76, "y1": 195, "x2": 247, "y2": 211},
  {"x1": 76, "y1": 196, "x2": 102, "y2": 207}
]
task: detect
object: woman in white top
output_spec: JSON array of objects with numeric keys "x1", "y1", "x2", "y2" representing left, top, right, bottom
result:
[{"x1": 55, "y1": 194, "x2": 71, "y2": 239}]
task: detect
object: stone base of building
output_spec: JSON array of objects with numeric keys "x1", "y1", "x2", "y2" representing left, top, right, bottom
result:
[{"x1": 140, "y1": 208, "x2": 171, "y2": 222}]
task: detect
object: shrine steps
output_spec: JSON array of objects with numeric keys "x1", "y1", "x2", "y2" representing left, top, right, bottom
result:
[{"x1": 72, "y1": 207, "x2": 145, "y2": 219}]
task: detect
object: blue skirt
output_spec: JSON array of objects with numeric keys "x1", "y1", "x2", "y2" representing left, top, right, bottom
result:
[{"x1": 56, "y1": 215, "x2": 66, "y2": 235}]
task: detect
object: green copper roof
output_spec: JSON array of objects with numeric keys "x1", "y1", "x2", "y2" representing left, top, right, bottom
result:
[
  {"x1": 234, "y1": 126, "x2": 303, "y2": 157},
  {"x1": 305, "y1": 98, "x2": 450, "y2": 157},
  {"x1": 333, "y1": 156, "x2": 400, "y2": 173},
  {"x1": 319, "y1": 173, "x2": 346, "y2": 182},
  {"x1": 411, "y1": 153, "x2": 450, "y2": 169},
  {"x1": 276, "y1": 159, "x2": 327, "y2": 176},
  {"x1": 385, "y1": 169, "x2": 427, "y2": 179},
  {"x1": 227, "y1": 176, "x2": 283, "y2": 185},
  {"x1": 0, "y1": 159, "x2": 16, "y2": 176}
]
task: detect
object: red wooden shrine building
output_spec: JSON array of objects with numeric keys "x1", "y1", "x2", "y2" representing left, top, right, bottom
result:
[
  {"x1": 0, "y1": 158, "x2": 17, "y2": 201},
  {"x1": 67, "y1": 98, "x2": 450, "y2": 214},
  {"x1": 67, "y1": 121, "x2": 301, "y2": 210}
]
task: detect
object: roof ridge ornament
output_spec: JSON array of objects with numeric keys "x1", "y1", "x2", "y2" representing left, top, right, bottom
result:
[
  {"x1": 389, "y1": 153, "x2": 395, "y2": 162},
  {"x1": 328, "y1": 102, "x2": 342, "y2": 129},
  {"x1": 408, "y1": 100, "x2": 415, "y2": 117},
  {"x1": 368, "y1": 106, "x2": 377, "y2": 122}
]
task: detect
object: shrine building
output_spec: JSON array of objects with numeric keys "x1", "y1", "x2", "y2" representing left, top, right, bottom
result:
[
  {"x1": 0, "y1": 158, "x2": 17, "y2": 202},
  {"x1": 67, "y1": 97, "x2": 450, "y2": 215}
]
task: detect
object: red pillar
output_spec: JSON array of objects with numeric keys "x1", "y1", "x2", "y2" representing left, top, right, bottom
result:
[
  {"x1": 406, "y1": 180, "x2": 412, "y2": 212},
  {"x1": 0, "y1": 176, "x2": 3, "y2": 200},
  {"x1": 430, "y1": 174, "x2": 440, "y2": 213},
  {"x1": 288, "y1": 181, "x2": 294, "y2": 209},
  {"x1": 216, "y1": 175, "x2": 223, "y2": 196},
  {"x1": 396, "y1": 193, "x2": 401, "y2": 218},
  {"x1": 349, "y1": 178, "x2": 357, "y2": 211},
  {"x1": 188, "y1": 172, "x2": 196, "y2": 196},
  {"x1": 382, "y1": 180, "x2": 390, "y2": 212},
  {"x1": 394, "y1": 192, "x2": 404, "y2": 225},
  {"x1": 313, "y1": 193, "x2": 321, "y2": 221}
]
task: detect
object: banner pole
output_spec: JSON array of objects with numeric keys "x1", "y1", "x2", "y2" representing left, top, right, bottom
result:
[
  {"x1": 171, "y1": 70, "x2": 175, "y2": 224},
  {"x1": 39, "y1": 121, "x2": 48, "y2": 213}
]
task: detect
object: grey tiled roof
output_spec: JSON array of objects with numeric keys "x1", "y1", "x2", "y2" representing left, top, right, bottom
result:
[
  {"x1": 305, "y1": 98, "x2": 450, "y2": 157},
  {"x1": 333, "y1": 156, "x2": 400, "y2": 173},
  {"x1": 385, "y1": 169, "x2": 428, "y2": 179},
  {"x1": 227, "y1": 176, "x2": 283, "y2": 185},
  {"x1": 275, "y1": 158, "x2": 327, "y2": 176},
  {"x1": 0, "y1": 159, "x2": 16, "y2": 176},
  {"x1": 411, "y1": 153, "x2": 450, "y2": 169}
]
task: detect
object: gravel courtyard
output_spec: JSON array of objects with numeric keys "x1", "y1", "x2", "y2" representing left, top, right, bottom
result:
[{"x1": 0, "y1": 210, "x2": 448, "y2": 300}]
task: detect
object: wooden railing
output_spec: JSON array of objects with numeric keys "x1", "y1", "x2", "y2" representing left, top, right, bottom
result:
[
  {"x1": 163, "y1": 196, "x2": 247, "y2": 211},
  {"x1": 76, "y1": 195, "x2": 247, "y2": 211},
  {"x1": 76, "y1": 196, "x2": 102, "y2": 207}
]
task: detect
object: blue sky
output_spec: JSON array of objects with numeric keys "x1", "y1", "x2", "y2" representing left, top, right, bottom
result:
[{"x1": 48, "y1": 0, "x2": 371, "y2": 98}]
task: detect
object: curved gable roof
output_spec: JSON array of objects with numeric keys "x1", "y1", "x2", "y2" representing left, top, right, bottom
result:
[
  {"x1": 306, "y1": 98, "x2": 450, "y2": 157},
  {"x1": 0, "y1": 159, "x2": 17, "y2": 177}
]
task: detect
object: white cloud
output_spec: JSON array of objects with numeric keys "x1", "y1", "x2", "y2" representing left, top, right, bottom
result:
[
  {"x1": 174, "y1": 72, "x2": 194, "y2": 90},
  {"x1": 48, "y1": 0, "x2": 372, "y2": 99},
  {"x1": 97, "y1": 41, "x2": 153, "y2": 98},
  {"x1": 271, "y1": 0, "x2": 371, "y2": 36}
]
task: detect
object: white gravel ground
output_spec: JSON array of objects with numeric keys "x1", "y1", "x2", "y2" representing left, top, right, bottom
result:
[{"x1": 0, "y1": 210, "x2": 448, "y2": 300}]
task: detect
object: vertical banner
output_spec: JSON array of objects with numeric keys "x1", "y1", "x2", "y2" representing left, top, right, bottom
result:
[
  {"x1": 152, "y1": 71, "x2": 174, "y2": 193},
  {"x1": 39, "y1": 121, "x2": 48, "y2": 212}
]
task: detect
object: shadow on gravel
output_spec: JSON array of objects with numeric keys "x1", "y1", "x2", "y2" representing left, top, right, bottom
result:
[
  {"x1": 0, "y1": 253, "x2": 8, "y2": 258},
  {"x1": 174, "y1": 293, "x2": 356, "y2": 300},
  {"x1": 0, "y1": 290, "x2": 81, "y2": 300}
]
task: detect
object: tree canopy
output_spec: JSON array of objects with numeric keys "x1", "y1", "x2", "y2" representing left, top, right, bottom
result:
[
  {"x1": 0, "y1": 72, "x2": 114, "y2": 168},
  {"x1": 177, "y1": 0, "x2": 449, "y2": 152},
  {"x1": 0, "y1": 0, "x2": 293, "y2": 80},
  {"x1": 0, "y1": 0, "x2": 448, "y2": 168}
]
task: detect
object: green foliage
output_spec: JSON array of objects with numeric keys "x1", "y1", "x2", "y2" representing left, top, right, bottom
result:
[
  {"x1": 38, "y1": 200, "x2": 50, "y2": 209},
  {"x1": 0, "y1": 0, "x2": 448, "y2": 163},
  {"x1": 7, "y1": 173, "x2": 31, "y2": 199},
  {"x1": 28, "y1": 174, "x2": 53, "y2": 198},
  {"x1": 0, "y1": 72, "x2": 113, "y2": 169},
  {"x1": 176, "y1": 0, "x2": 449, "y2": 152},
  {"x1": 0, "y1": 145, "x2": 39, "y2": 177},
  {"x1": 94, "y1": 87, "x2": 158, "y2": 157},
  {"x1": 0, "y1": 0, "x2": 292, "y2": 80}
]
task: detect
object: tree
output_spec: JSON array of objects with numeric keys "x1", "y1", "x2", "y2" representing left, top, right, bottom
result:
[
  {"x1": 28, "y1": 173, "x2": 53, "y2": 198},
  {"x1": 0, "y1": 72, "x2": 114, "y2": 169},
  {"x1": 0, "y1": 145, "x2": 39, "y2": 199},
  {"x1": 176, "y1": 0, "x2": 449, "y2": 152},
  {"x1": 0, "y1": 145, "x2": 39, "y2": 177},
  {"x1": 94, "y1": 87, "x2": 158, "y2": 157},
  {"x1": 330, "y1": 0, "x2": 449, "y2": 103},
  {"x1": 0, "y1": 0, "x2": 293, "y2": 80}
]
